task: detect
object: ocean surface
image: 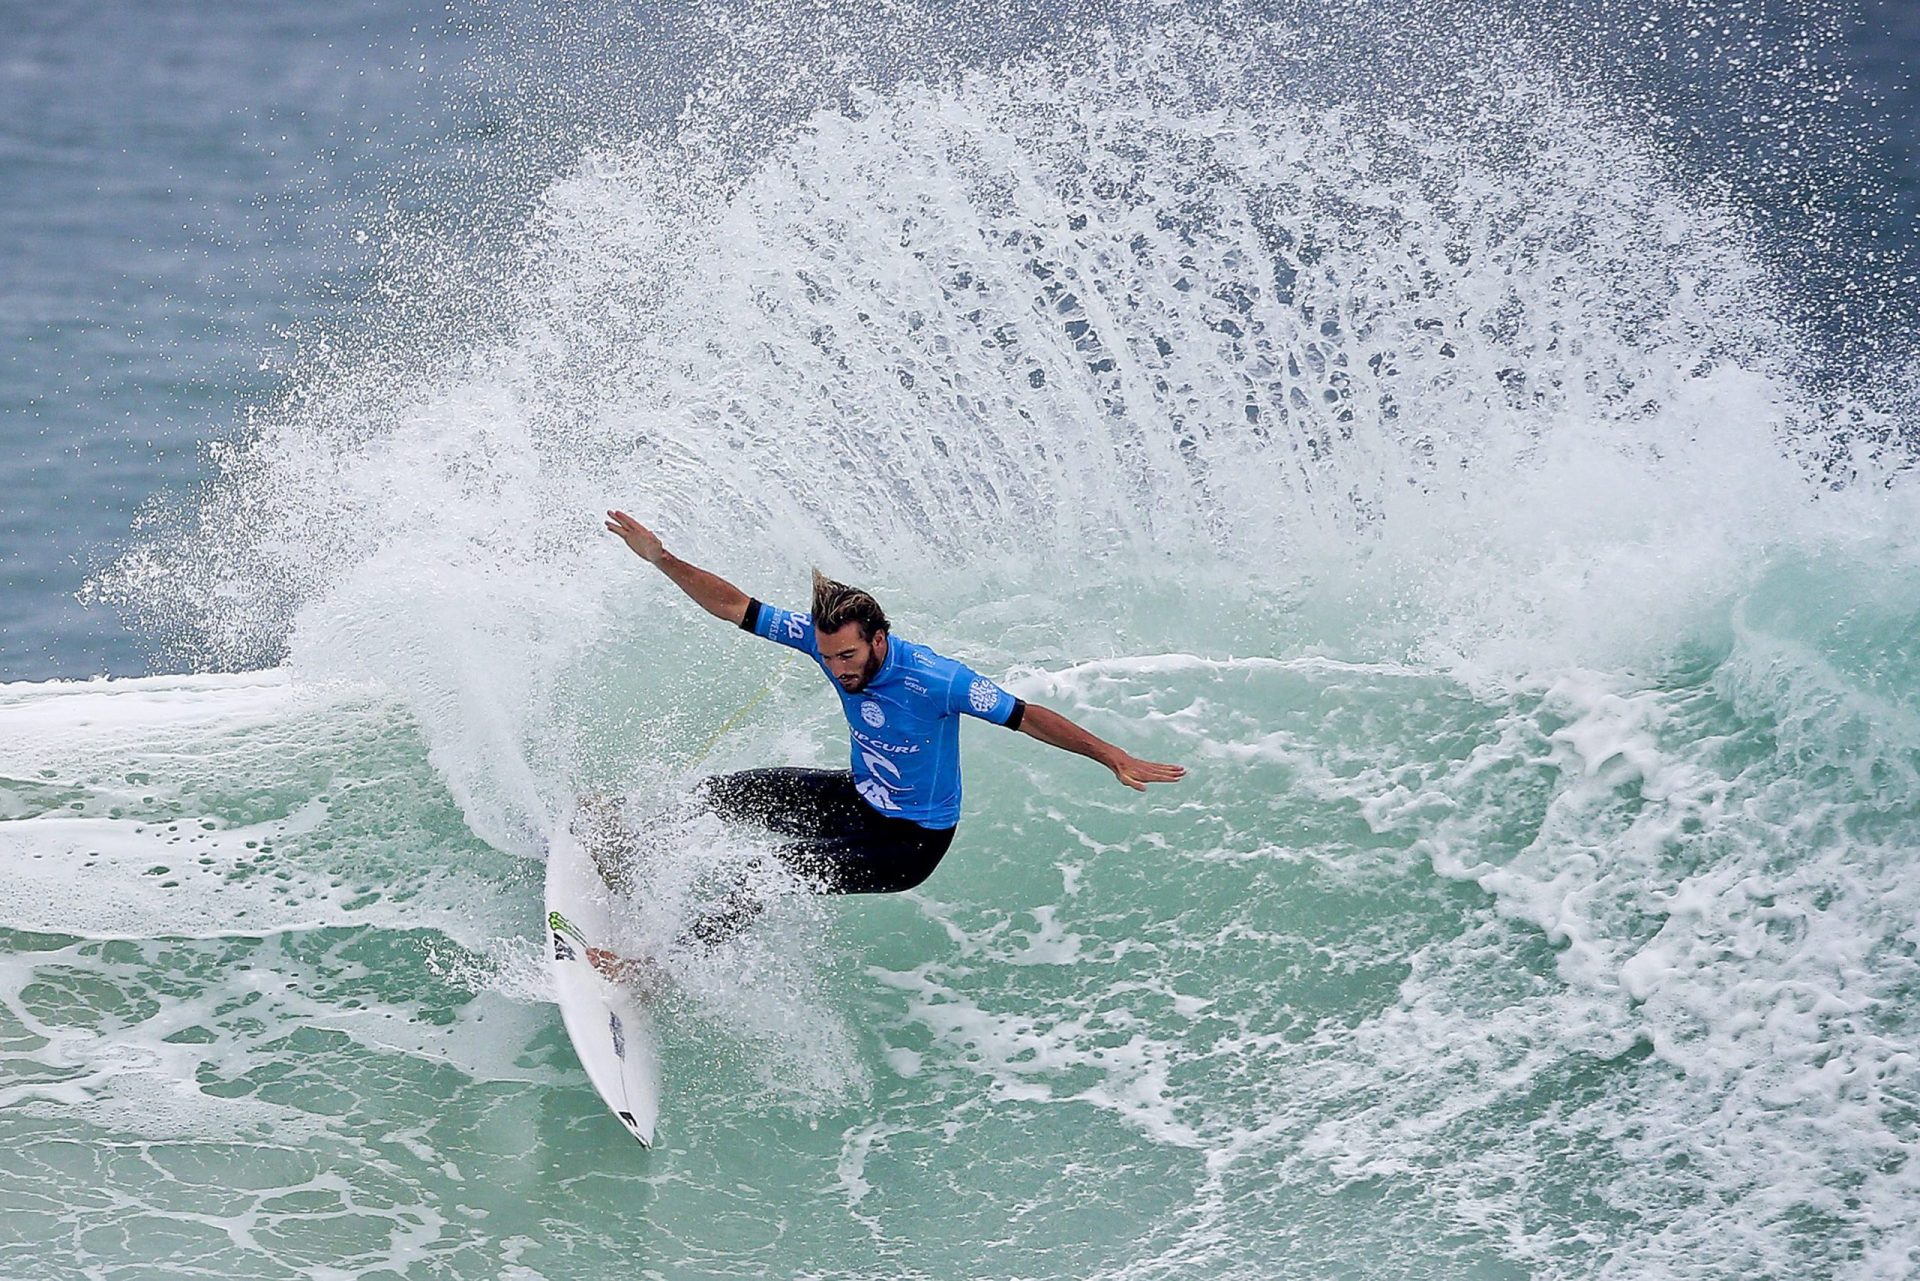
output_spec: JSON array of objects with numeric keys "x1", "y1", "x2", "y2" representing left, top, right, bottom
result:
[{"x1": 4, "y1": 1, "x2": 1919, "y2": 1277}]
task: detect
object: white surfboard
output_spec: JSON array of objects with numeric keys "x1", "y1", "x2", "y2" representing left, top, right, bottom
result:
[{"x1": 545, "y1": 821, "x2": 661, "y2": 1147}]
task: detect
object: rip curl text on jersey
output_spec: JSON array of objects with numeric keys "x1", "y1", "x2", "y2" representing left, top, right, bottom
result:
[{"x1": 739, "y1": 599, "x2": 1026, "y2": 829}]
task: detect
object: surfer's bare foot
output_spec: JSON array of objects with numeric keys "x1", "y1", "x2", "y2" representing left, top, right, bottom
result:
[{"x1": 586, "y1": 945, "x2": 666, "y2": 999}]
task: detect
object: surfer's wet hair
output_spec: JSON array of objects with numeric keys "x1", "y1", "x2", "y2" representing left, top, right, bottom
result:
[{"x1": 811, "y1": 569, "x2": 889, "y2": 639}]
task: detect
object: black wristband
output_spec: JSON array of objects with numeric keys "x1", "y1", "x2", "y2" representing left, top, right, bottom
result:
[
  {"x1": 1005, "y1": 698, "x2": 1026, "y2": 732},
  {"x1": 739, "y1": 598, "x2": 762, "y2": 633}
]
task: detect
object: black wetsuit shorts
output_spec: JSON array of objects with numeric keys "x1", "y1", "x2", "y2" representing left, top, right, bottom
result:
[
  {"x1": 696, "y1": 766, "x2": 956, "y2": 893},
  {"x1": 684, "y1": 767, "x2": 956, "y2": 945}
]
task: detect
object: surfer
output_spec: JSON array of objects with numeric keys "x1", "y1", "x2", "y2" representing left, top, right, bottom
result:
[{"x1": 600, "y1": 509, "x2": 1186, "y2": 944}]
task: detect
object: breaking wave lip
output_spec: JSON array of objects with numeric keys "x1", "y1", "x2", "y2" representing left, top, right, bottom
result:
[{"x1": 92, "y1": 15, "x2": 1913, "y2": 702}]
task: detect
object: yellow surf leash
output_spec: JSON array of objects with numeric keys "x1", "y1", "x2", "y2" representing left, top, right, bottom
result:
[{"x1": 689, "y1": 680, "x2": 775, "y2": 767}]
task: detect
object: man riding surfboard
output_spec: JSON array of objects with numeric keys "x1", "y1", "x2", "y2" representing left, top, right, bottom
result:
[{"x1": 601, "y1": 509, "x2": 1187, "y2": 945}]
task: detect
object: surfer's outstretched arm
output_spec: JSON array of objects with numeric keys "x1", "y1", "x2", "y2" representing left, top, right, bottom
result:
[
  {"x1": 604, "y1": 510, "x2": 751, "y2": 625},
  {"x1": 1017, "y1": 703, "x2": 1187, "y2": 792}
]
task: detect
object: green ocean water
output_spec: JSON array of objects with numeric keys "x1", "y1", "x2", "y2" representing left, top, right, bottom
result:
[
  {"x1": 8, "y1": 557, "x2": 1920, "y2": 1278},
  {"x1": 6, "y1": 5, "x2": 1920, "y2": 1279}
]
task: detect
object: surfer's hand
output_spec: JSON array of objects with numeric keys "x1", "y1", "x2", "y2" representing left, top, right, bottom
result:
[
  {"x1": 1109, "y1": 753, "x2": 1186, "y2": 791},
  {"x1": 605, "y1": 510, "x2": 666, "y2": 564}
]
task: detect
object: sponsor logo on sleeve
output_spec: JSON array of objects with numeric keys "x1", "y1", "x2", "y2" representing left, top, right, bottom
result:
[
  {"x1": 786, "y1": 612, "x2": 811, "y2": 642},
  {"x1": 969, "y1": 678, "x2": 1002, "y2": 714}
]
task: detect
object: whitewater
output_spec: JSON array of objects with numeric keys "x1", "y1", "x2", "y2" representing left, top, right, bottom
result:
[{"x1": 4, "y1": 7, "x2": 1919, "y2": 1278}]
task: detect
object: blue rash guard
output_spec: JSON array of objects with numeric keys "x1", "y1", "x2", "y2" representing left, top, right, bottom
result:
[{"x1": 739, "y1": 599, "x2": 1025, "y2": 829}]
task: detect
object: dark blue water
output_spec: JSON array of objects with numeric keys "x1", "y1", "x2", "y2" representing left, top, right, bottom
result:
[{"x1": 2, "y1": 0, "x2": 439, "y2": 677}]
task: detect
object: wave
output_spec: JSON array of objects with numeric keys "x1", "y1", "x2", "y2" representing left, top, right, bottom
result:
[{"x1": 28, "y1": 9, "x2": 1920, "y2": 1277}]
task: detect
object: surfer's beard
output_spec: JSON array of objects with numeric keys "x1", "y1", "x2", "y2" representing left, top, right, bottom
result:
[{"x1": 837, "y1": 648, "x2": 884, "y2": 693}]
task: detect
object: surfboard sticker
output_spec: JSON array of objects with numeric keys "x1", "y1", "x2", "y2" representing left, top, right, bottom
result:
[
  {"x1": 549, "y1": 911, "x2": 582, "y2": 963},
  {"x1": 545, "y1": 823, "x2": 661, "y2": 1147}
]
